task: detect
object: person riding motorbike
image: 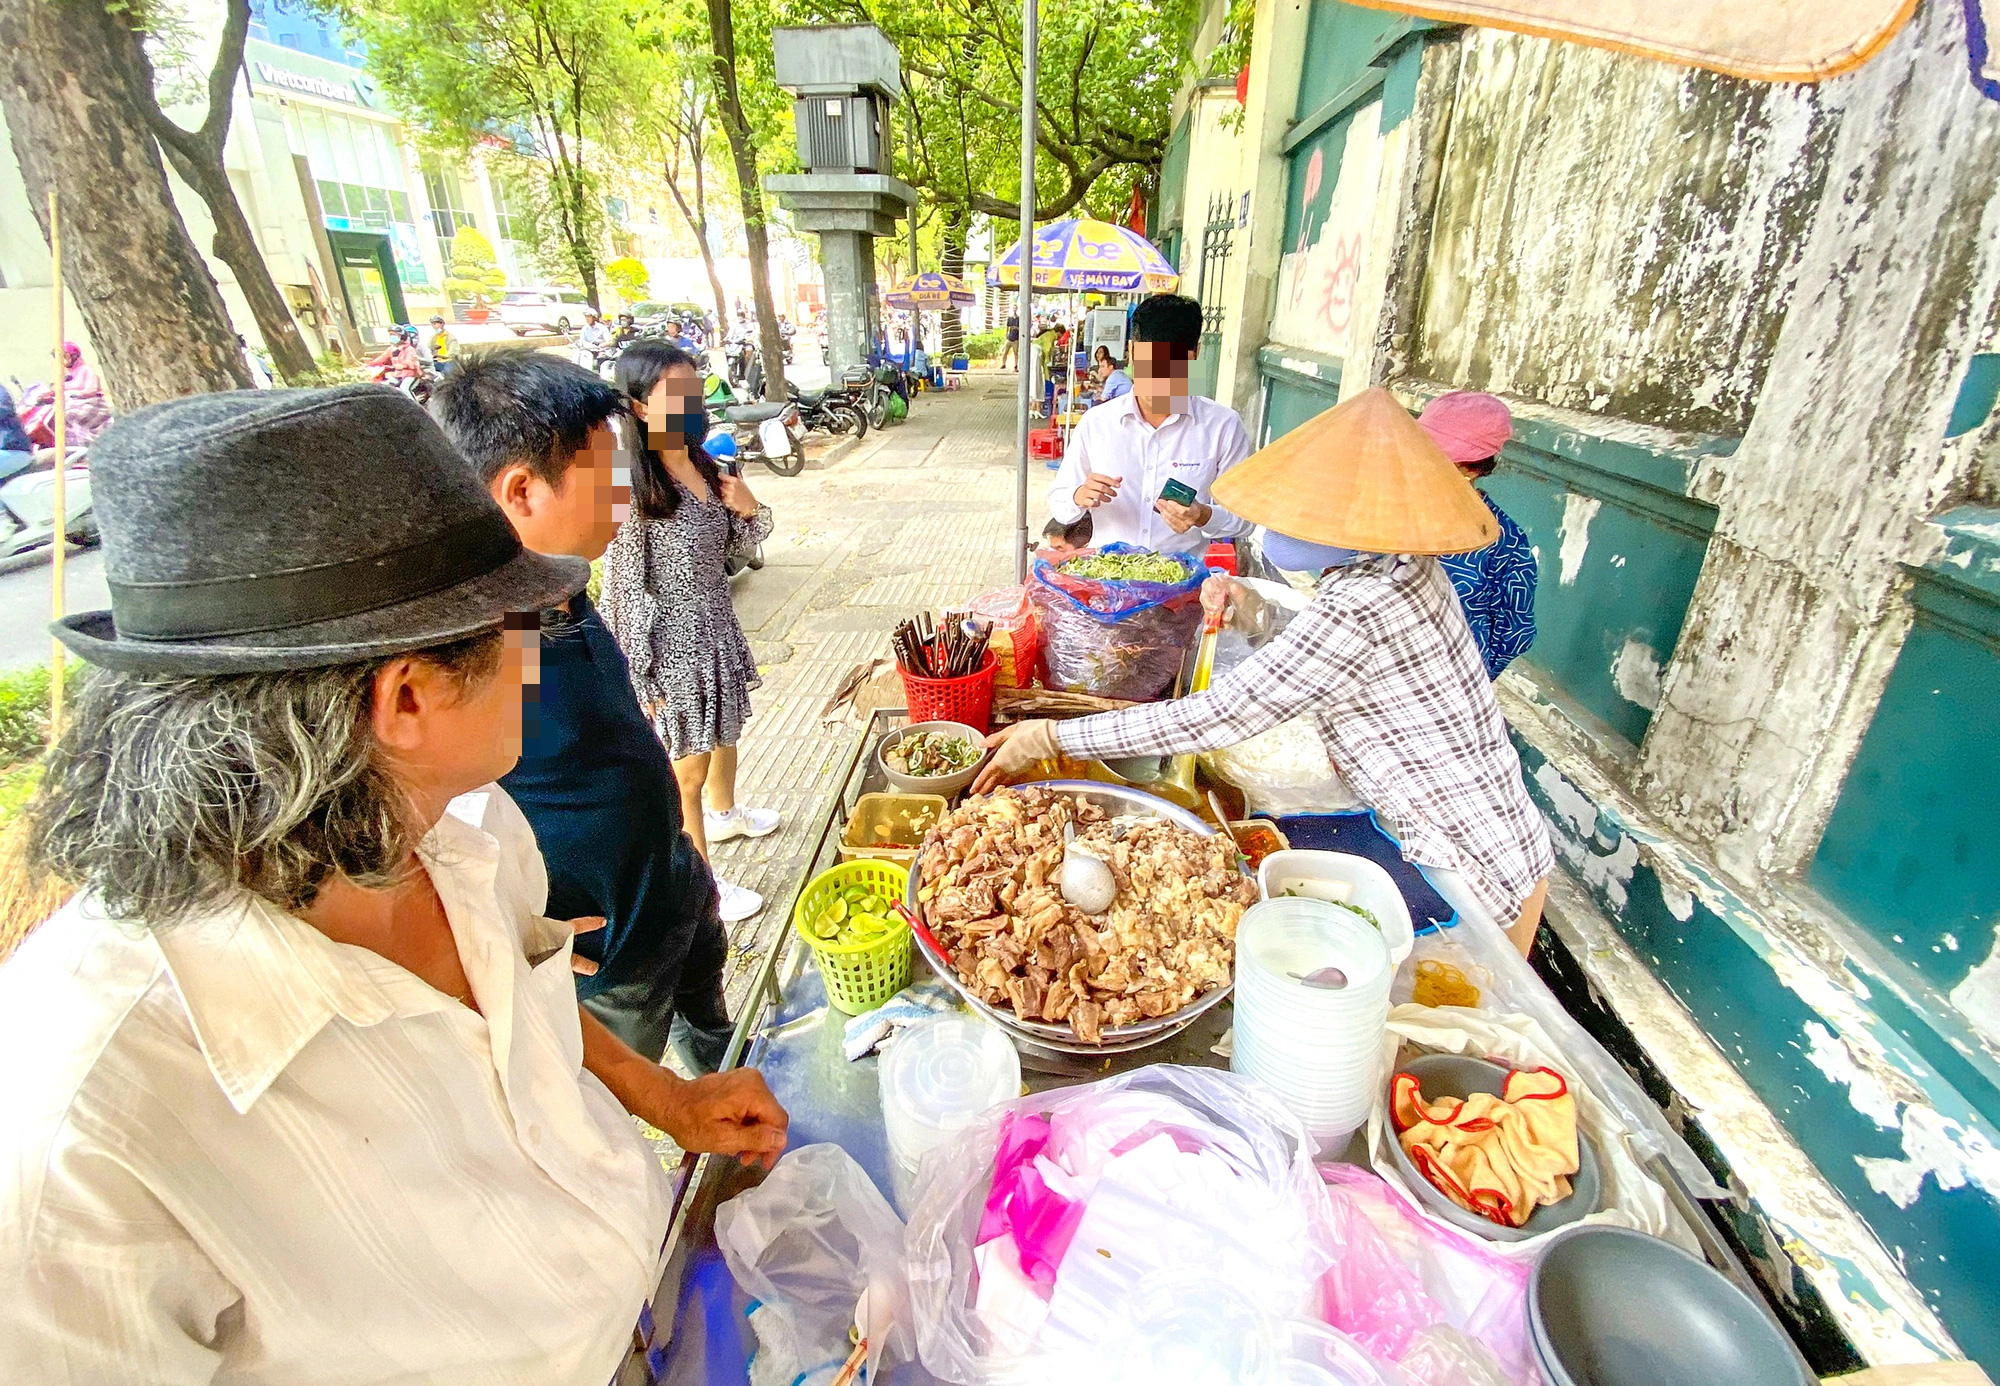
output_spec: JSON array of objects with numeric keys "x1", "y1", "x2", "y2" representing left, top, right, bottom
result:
[
  {"x1": 366, "y1": 327, "x2": 426, "y2": 383},
  {"x1": 574, "y1": 310, "x2": 615, "y2": 371},
  {"x1": 424, "y1": 316, "x2": 455, "y2": 372},
  {"x1": 18, "y1": 342, "x2": 112, "y2": 453},
  {"x1": 612, "y1": 313, "x2": 640, "y2": 349}
]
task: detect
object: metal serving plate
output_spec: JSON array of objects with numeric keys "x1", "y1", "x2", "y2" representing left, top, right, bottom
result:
[{"x1": 905, "y1": 779, "x2": 1243, "y2": 1056}]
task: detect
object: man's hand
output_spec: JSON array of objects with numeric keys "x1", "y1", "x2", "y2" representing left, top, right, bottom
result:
[
  {"x1": 1153, "y1": 498, "x2": 1212, "y2": 534},
  {"x1": 972, "y1": 719, "x2": 1062, "y2": 795},
  {"x1": 654, "y1": 1069, "x2": 789, "y2": 1169},
  {"x1": 1073, "y1": 472, "x2": 1121, "y2": 509},
  {"x1": 717, "y1": 473, "x2": 760, "y2": 517}
]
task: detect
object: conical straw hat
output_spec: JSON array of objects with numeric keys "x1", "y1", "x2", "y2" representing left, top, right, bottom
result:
[{"x1": 1211, "y1": 387, "x2": 1499, "y2": 555}]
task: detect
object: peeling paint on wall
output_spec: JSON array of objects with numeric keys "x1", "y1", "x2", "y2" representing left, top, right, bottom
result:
[
  {"x1": 1413, "y1": 32, "x2": 1834, "y2": 434},
  {"x1": 1948, "y1": 928, "x2": 2000, "y2": 1047},
  {"x1": 1803, "y1": 1023, "x2": 1903, "y2": 1130},
  {"x1": 1856, "y1": 1106, "x2": 2000, "y2": 1210},
  {"x1": 1612, "y1": 638, "x2": 1663, "y2": 710},
  {"x1": 1557, "y1": 492, "x2": 1598, "y2": 585}
]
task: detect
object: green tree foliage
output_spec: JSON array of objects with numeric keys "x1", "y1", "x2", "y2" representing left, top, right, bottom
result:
[
  {"x1": 603, "y1": 255, "x2": 650, "y2": 303},
  {"x1": 322, "y1": 0, "x2": 641, "y2": 307},
  {"x1": 444, "y1": 226, "x2": 510, "y2": 307}
]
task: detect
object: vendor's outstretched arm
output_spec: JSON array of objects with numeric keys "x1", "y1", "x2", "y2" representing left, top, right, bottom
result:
[
  {"x1": 579, "y1": 1005, "x2": 787, "y2": 1167},
  {"x1": 1057, "y1": 603, "x2": 1362, "y2": 761}
]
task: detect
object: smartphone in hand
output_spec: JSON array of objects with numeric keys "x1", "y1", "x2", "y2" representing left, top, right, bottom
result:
[{"x1": 1159, "y1": 478, "x2": 1198, "y2": 507}]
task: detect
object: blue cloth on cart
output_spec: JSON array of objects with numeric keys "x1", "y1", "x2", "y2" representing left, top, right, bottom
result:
[{"x1": 1269, "y1": 811, "x2": 1460, "y2": 933}]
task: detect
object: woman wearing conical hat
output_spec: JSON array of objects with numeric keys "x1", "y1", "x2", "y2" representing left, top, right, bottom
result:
[{"x1": 976, "y1": 388, "x2": 1555, "y2": 955}]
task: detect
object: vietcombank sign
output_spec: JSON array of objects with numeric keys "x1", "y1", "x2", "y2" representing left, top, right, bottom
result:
[{"x1": 243, "y1": 39, "x2": 380, "y2": 110}]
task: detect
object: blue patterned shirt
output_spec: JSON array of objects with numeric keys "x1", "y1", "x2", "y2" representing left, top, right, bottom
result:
[{"x1": 1440, "y1": 492, "x2": 1537, "y2": 679}]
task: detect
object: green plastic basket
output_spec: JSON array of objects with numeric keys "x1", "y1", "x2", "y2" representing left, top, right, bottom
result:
[{"x1": 792, "y1": 859, "x2": 913, "y2": 1014}]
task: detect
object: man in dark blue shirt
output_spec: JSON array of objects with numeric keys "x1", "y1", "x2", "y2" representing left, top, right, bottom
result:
[{"x1": 431, "y1": 352, "x2": 731, "y2": 1070}]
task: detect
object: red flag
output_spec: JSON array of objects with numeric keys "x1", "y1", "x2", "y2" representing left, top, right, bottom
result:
[{"x1": 1126, "y1": 182, "x2": 1146, "y2": 234}]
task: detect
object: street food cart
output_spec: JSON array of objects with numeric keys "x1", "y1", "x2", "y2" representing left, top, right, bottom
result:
[{"x1": 627, "y1": 701, "x2": 1814, "y2": 1386}]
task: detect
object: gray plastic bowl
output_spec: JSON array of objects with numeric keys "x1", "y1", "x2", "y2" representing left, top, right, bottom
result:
[
  {"x1": 1386, "y1": 1053, "x2": 1601, "y2": 1242},
  {"x1": 1530, "y1": 1224, "x2": 1814, "y2": 1386},
  {"x1": 876, "y1": 721, "x2": 992, "y2": 798}
]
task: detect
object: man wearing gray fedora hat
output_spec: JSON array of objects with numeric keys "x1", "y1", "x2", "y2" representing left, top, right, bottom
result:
[{"x1": 0, "y1": 385, "x2": 787, "y2": 1383}]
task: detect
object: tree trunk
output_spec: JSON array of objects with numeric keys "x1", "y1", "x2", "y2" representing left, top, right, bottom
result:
[
  {"x1": 939, "y1": 205, "x2": 968, "y2": 361},
  {"x1": 0, "y1": 1, "x2": 252, "y2": 407},
  {"x1": 690, "y1": 137, "x2": 730, "y2": 332},
  {"x1": 705, "y1": 0, "x2": 787, "y2": 401},
  {"x1": 162, "y1": 152, "x2": 318, "y2": 382},
  {"x1": 138, "y1": 0, "x2": 316, "y2": 384}
]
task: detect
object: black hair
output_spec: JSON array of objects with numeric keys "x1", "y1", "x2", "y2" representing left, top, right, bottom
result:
[
  {"x1": 427, "y1": 348, "x2": 625, "y2": 488},
  {"x1": 1461, "y1": 456, "x2": 1499, "y2": 479},
  {"x1": 1128, "y1": 293, "x2": 1203, "y2": 351},
  {"x1": 1043, "y1": 513, "x2": 1093, "y2": 546},
  {"x1": 613, "y1": 338, "x2": 719, "y2": 523}
]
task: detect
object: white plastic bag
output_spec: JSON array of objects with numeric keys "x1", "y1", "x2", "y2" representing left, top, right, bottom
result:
[
  {"x1": 1198, "y1": 583, "x2": 1362, "y2": 815},
  {"x1": 715, "y1": 1144, "x2": 914, "y2": 1383},
  {"x1": 904, "y1": 1065, "x2": 1350, "y2": 1385}
]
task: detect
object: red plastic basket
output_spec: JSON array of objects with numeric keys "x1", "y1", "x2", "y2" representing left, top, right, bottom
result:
[{"x1": 899, "y1": 649, "x2": 998, "y2": 733}]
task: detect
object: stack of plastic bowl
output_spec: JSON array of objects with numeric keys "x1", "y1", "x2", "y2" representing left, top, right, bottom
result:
[
  {"x1": 1230, "y1": 897, "x2": 1393, "y2": 1152},
  {"x1": 879, "y1": 1011, "x2": 1021, "y2": 1208}
]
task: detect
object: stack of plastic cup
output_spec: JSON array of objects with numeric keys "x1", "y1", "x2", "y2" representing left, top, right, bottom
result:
[
  {"x1": 1230, "y1": 897, "x2": 1393, "y2": 1152},
  {"x1": 880, "y1": 1011, "x2": 1021, "y2": 1208}
]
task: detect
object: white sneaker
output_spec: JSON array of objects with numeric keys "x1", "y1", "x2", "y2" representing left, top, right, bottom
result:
[
  {"x1": 716, "y1": 876, "x2": 764, "y2": 923},
  {"x1": 704, "y1": 805, "x2": 781, "y2": 842}
]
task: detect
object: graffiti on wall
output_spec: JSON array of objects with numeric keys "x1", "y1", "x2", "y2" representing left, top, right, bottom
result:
[{"x1": 1270, "y1": 100, "x2": 1383, "y2": 362}]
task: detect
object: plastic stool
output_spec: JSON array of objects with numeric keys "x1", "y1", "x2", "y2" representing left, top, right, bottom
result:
[{"x1": 1029, "y1": 427, "x2": 1064, "y2": 460}]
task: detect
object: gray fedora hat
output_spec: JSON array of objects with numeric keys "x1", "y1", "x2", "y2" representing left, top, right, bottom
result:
[{"x1": 55, "y1": 384, "x2": 587, "y2": 675}]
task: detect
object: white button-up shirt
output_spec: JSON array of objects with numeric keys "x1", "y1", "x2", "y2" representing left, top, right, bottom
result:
[
  {"x1": 1046, "y1": 392, "x2": 1254, "y2": 556},
  {"x1": 0, "y1": 789, "x2": 673, "y2": 1385}
]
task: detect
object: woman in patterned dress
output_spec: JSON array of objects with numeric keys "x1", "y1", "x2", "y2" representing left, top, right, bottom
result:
[{"x1": 604, "y1": 340, "x2": 779, "y2": 923}]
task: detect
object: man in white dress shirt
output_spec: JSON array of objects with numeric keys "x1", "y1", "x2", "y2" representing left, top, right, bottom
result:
[
  {"x1": 1045, "y1": 293, "x2": 1254, "y2": 558},
  {"x1": 0, "y1": 385, "x2": 786, "y2": 1384}
]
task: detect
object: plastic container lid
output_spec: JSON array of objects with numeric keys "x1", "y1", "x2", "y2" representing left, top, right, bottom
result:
[{"x1": 880, "y1": 1012, "x2": 1021, "y2": 1164}]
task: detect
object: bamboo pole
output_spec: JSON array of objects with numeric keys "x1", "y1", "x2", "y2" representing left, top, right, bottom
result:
[{"x1": 47, "y1": 189, "x2": 67, "y2": 740}]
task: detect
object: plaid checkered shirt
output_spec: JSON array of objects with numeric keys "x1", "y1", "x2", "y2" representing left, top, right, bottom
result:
[{"x1": 1054, "y1": 554, "x2": 1555, "y2": 921}]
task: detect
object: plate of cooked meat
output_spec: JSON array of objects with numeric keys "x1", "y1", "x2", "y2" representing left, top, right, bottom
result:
[{"x1": 906, "y1": 782, "x2": 1256, "y2": 1053}]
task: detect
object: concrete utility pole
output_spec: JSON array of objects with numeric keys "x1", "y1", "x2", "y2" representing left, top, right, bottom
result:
[
  {"x1": 1013, "y1": 0, "x2": 1038, "y2": 581},
  {"x1": 765, "y1": 25, "x2": 916, "y2": 379}
]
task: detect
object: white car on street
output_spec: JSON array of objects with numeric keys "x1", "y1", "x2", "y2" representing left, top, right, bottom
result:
[{"x1": 495, "y1": 286, "x2": 594, "y2": 337}]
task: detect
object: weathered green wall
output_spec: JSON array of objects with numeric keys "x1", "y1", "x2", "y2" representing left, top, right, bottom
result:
[
  {"x1": 1811, "y1": 514, "x2": 2000, "y2": 1040},
  {"x1": 1485, "y1": 449, "x2": 1715, "y2": 747},
  {"x1": 1413, "y1": 32, "x2": 1838, "y2": 435}
]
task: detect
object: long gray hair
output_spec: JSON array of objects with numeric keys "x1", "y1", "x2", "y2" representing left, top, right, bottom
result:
[{"x1": 31, "y1": 631, "x2": 502, "y2": 925}]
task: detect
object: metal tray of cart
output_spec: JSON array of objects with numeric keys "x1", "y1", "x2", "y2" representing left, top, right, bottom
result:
[{"x1": 623, "y1": 709, "x2": 1775, "y2": 1385}]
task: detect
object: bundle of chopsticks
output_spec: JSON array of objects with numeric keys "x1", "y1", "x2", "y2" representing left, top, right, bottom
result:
[{"x1": 891, "y1": 610, "x2": 991, "y2": 679}]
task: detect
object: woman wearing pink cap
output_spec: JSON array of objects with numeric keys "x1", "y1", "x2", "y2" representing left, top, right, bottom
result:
[{"x1": 1420, "y1": 392, "x2": 1538, "y2": 680}]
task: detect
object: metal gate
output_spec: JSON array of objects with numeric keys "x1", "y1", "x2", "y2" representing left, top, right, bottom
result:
[{"x1": 1192, "y1": 192, "x2": 1235, "y2": 398}]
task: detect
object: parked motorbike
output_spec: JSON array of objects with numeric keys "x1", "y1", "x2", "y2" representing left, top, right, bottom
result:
[
  {"x1": 0, "y1": 450, "x2": 97, "y2": 559},
  {"x1": 788, "y1": 382, "x2": 867, "y2": 439},
  {"x1": 704, "y1": 397, "x2": 805, "y2": 477}
]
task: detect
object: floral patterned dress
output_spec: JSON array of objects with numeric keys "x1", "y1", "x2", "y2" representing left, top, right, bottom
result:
[{"x1": 601, "y1": 480, "x2": 774, "y2": 760}]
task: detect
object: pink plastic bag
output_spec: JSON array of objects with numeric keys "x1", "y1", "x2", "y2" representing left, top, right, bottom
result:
[{"x1": 1316, "y1": 1164, "x2": 1537, "y2": 1384}]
